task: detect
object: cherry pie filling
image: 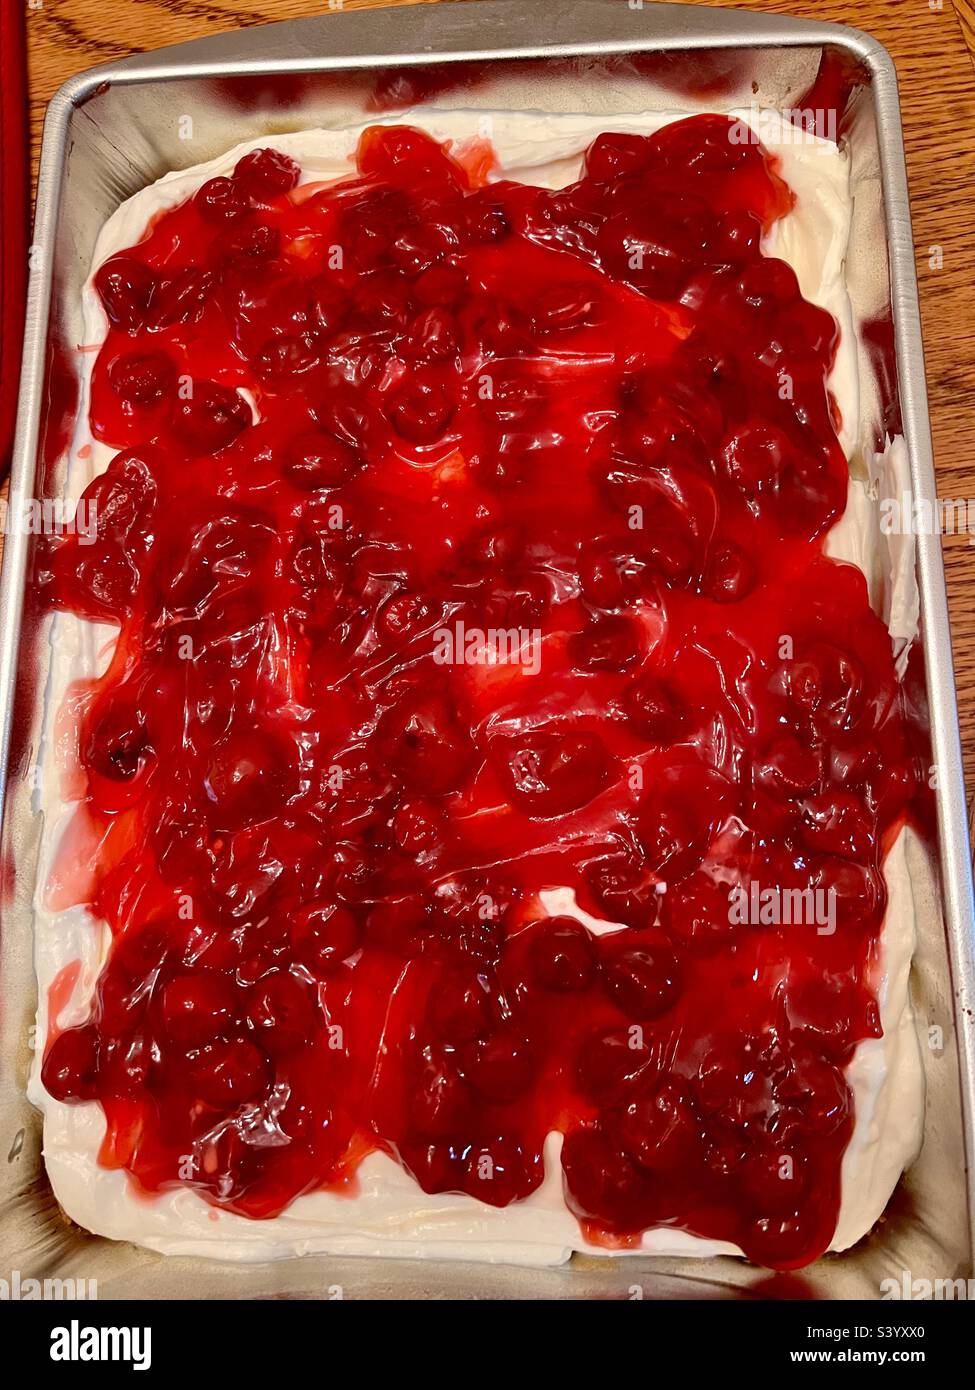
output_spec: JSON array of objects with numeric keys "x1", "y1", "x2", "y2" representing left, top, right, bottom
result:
[{"x1": 39, "y1": 119, "x2": 920, "y2": 1269}]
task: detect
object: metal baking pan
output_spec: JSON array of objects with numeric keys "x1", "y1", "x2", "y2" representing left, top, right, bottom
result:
[{"x1": 2, "y1": 0, "x2": 973, "y2": 1300}]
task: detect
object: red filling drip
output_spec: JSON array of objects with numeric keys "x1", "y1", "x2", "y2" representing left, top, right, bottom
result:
[{"x1": 39, "y1": 119, "x2": 919, "y2": 1269}]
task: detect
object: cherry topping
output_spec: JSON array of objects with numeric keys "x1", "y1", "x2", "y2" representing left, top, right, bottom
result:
[
  {"x1": 578, "y1": 537, "x2": 658, "y2": 609},
  {"x1": 160, "y1": 973, "x2": 238, "y2": 1046},
  {"x1": 585, "y1": 132, "x2": 656, "y2": 182},
  {"x1": 365, "y1": 898, "x2": 434, "y2": 957},
  {"x1": 385, "y1": 371, "x2": 456, "y2": 444},
  {"x1": 463, "y1": 1136, "x2": 540, "y2": 1207},
  {"x1": 108, "y1": 350, "x2": 174, "y2": 406},
  {"x1": 779, "y1": 644, "x2": 865, "y2": 732},
  {"x1": 94, "y1": 256, "x2": 157, "y2": 330},
  {"x1": 696, "y1": 1042, "x2": 774, "y2": 1139},
  {"x1": 464, "y1": 196, "x2": 511, "y2": 244},
  {"x1": 311, "y1": 380, "x2": 385, "y2": 452},
  {"x1": 284, "y1": 431, "x2": 359, "y2": 490},
  {"x1": 703, "y1": 541, "x2": 755, "y2": 602},
  {"x1": 561, "y1": 1124, "x2": 655, "y2": 1230},
  {"x1": 528, "y1": 916, "x2": 597, "y2": 992},
  {"x1": 600, "y1": 931, "x2": 682, "y2": 1020},
  {"x1": 254, "y1": 335, "x2": 322, "y2": 384},
  {"x1": 245, "y1": 973, "x2": 317, "y2": 1055},
  {"x1": 41, "y1": 119, "x2": 915, "y2": 1271},
  {"x1": 459, "y1": 1028, "x2": 536, "y2": 1103},
  {"x1": 427, "y1": 969, "x2": 494, "y2": 1042},
  {"x1": 233, "y1": 147, "x2": 301, "y2": 198},
  {"x1": 171, "y1": 381, "x2": 251, "y2": 454},
  {"x1": 775, "y1": 1051, "x2": 849, "y2": 1136},
  {"x1": 410, "y1": 1046, "x2": 473, "y2": 1139},
  {"x1": 576, "y1": 1026, "x2": 656, "y2": 1106},
  {"x1": 415, "y1": 264, "x2": 467, "y2": 306},
  {"x1": 196, "y1": 177, "x2": 248, "y2": 224},
  {"x1": 800, "y1": 792, "x2": 873, "y2": 860},
  {"x1": 41, "y1": 1025, "x2": 100, "y2": 1102},
  {"x1": 96, "y1": 922, "x2": 172, "y2": 1033},
  {"x1": 810, "y1": 858, "x2": 886, "y2": 935},
  {"x1": 291, "y1": 903, "x2": 362, "y2": 976},
  {"x1": 192, "y1": 1038, "x2": 269, "y2": 1108},
  {"x1": 495, "y1": 729, "x2": 613, "y2": 818},
  {"x1": 83, "y1": 686, "x2": 153, "y2": 784},
  {"x1": 405, "y1": 307, "x2": 459, "y2": 362},
  {"x1": 391, "y1": 799, "x2": 443, "y2": 853},
  {"x1": 755, "y1": 735, "x2": 821, "y2": 798},
  {"x1": 614, "y1": 1081, "x2": 701, "y2": 1174},
  {"x1": 739, "y1": 1147, "x2": 810, "y2": 1215},
  {"x1": 203, "y1": 728, "x2": 297, "y2": 829},
  {"x1": 660, "y1": 873, "x2": 737, "y2": 955},
  {"x1": 149, "y1": 267, "x2": 215, "y2": 329},
  {"x1": 721, "y1": 420, "x2": 790, "y2": 497},
  {"x1": 570, "y1": 615, "x2": 643, "y2": 672},
  {"x1": 218, "y1": 219, "x2": 280, "y2": 268},
  {"x1": 622, "y1": 674, "x2": 686, "y2": 742},
  {"x1": 382, "y1": 693, "x2": 473, "y2": 796},
  {"x1": 99, "y1": 1034, "x2": 152, "y2": 1099}
]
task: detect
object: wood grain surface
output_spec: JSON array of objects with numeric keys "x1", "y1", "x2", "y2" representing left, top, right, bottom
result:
[{"x1": 17, "y1": 0, "x2": 975, "y2": 792}]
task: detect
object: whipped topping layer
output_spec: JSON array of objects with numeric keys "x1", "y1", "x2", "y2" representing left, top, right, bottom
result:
[{"x1": 29, "y1": 107, "x2": 926, "y2": 1265}]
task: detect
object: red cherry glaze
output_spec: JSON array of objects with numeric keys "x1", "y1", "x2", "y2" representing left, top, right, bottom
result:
[
  {"x1": 529, "y1": 917, "x2": 598, "y2": 992},
  {"x1": 39, "y1": 124, "x2": 925, "y2": 1268},
  {"x1": 160, "y1": 973, "x2": 238, "y2": 1046},
  {"x1": 245, "y1": 972, "x2": 318, "y2": 1056},
  {"x1": 427, "y1": 969, "x2": 495, "y2": 1042},
  {"x1": 196, "y1": 177, "x2": 249, "y2": 225},
  {"x1": 170, "y1": 380, "x2": 251, "y2": 454},
  {"x1": 614, "y1": 1080, "x2": 701, "y2": 1174},
  {"x1": 233, "y1": 147, "x2": 301, "y2": 198},
  {"x1": 599, "y1": 931, "x2": 683, "y2": 1020},
  {"x1": 203, "y1": 728, "x2": 298, "y2": 830},
  {"x1": 42, "y1": 1024, "x2": 101, "y2": 1102},
  {"x1": 93, "y1": 256, "x2": 157, "y2": 330},
  {"x1": 108, "y1": 351, "x2": 175, "y2": 406},
  {"x1": 285, "y1": 431, "x2": 359, "y2": 490},
  {"x1": 493, "y1": 729, "x2": 614, "y2": 818},
  {"x1": 192, "y1": 1038, "x2": 270, "y2": 1108},
  {"x1": 291, "y1": 903, "x2": 362, "y2": 977}
]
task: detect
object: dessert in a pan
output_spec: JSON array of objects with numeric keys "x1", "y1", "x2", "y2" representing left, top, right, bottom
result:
[{"x1": 32, "y1": 107, "x2": 924, "y2": 1269}]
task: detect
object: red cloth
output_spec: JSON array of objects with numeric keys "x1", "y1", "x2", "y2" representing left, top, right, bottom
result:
[{"x1": 0, "y1": 0, "x2": 29, "y2": 480}]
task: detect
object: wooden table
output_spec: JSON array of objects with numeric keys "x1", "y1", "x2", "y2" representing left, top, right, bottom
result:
[{"x1": 20, "y1": 0, "x2": 975, "y2": 794}]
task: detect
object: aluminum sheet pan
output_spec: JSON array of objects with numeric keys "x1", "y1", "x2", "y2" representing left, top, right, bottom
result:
[{"x1": 1, "y1": 0, "x2": 972, "y2": 1299}]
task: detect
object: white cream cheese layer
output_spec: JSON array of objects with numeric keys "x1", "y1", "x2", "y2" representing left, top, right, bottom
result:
[{"x1": 28, "y1": 107, "x2": 925, "y2": 1265}]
